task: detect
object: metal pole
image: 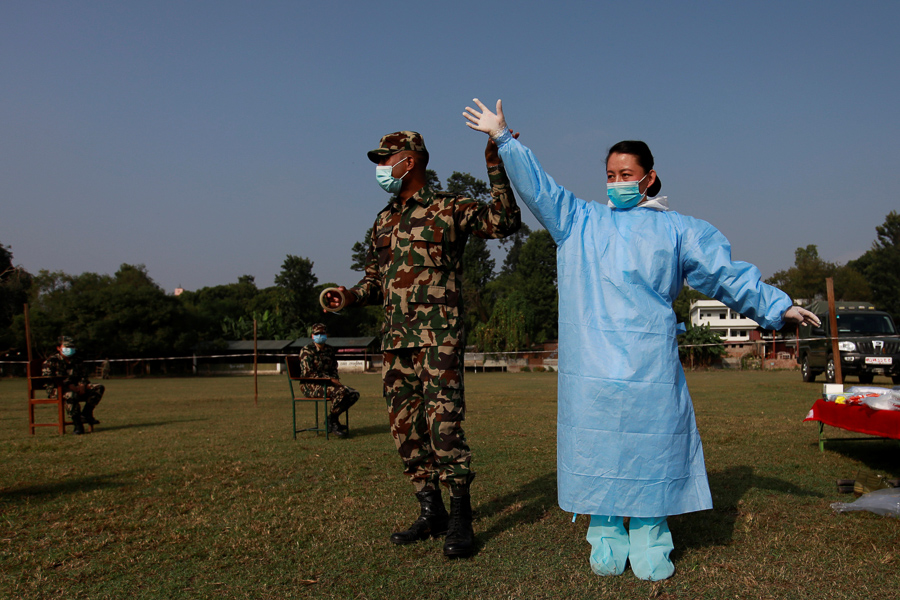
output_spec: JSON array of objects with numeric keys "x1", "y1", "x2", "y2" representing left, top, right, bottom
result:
[
  {"x1": 826, "y1": 278, "x2": 842, "y2": 384},
  {"x1": 253, "y1": 319, "x2": 258, "y2": 406}
]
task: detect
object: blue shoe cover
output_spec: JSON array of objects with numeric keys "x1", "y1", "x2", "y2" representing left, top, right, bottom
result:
[
  {"x1": 628, "y1": 516, "x2": 675, "y2": 581},
  {"x1": 586, "y1": 515, "x2": 628, "y2": 576}
]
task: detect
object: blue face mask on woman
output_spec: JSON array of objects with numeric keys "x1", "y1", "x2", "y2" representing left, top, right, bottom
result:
[
  {"x1": 607, "y1": 174, "x2": 649, "y2": 209},
  {"x1": 61, "y1": 347, "x2": 76, "y2": 357},
  {"x1": 313, "y1": 334, "x2": 327, "y2": 344},
  {"x1": 375, "y1": 157, "x2": 409, "y2": 193}
]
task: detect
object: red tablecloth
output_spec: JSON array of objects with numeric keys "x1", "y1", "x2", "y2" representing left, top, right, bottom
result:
[{"x1": 804, "y1": 399, "x2": 900, "y2": 440}]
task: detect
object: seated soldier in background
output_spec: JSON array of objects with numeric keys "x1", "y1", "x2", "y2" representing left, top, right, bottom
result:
[
  {"x1": 42, "y1": 336, "x2": 105, "y2": 435},
  {"x1": 298, "y1": 323, "x2": 359, "y2": 438}
]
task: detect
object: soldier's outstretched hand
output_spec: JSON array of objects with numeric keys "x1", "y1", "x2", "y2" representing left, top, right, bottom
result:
[{"x1": 465, "y1": 99, "x2": 508, "y2": 139}]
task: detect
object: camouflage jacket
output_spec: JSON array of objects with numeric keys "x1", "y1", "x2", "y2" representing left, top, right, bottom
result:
[
  {"x1": 298, "y1": 342, "x2": 339, "y2": 398},
  {"x1": 351, "y1": 164, "x2": 520, "y2": 350},
  {"x1": 42, "y1": 352, "x2": 89, "y2": 398}
]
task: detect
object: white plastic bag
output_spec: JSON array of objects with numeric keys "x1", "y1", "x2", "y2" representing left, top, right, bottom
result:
[{"x1": 831, "y1": 488, "x2": 900, "y2": 517}]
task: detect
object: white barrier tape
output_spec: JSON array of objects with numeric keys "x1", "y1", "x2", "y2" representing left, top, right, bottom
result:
[{"x1": 2, "y1": 333, "x2": 896, "y2": 365}]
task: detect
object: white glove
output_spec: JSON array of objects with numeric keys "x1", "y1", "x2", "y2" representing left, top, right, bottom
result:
[
  {"x1": 464, "y1": 98, "x2": 509, "y2": 140},
  {"x1": 783, "y1": 306, "x2": 820, "y2": 326}
]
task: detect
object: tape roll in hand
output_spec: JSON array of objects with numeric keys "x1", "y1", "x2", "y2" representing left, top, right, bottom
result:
[{"x1": 320, "y1": 287, "x2": 347, "y2": 313}]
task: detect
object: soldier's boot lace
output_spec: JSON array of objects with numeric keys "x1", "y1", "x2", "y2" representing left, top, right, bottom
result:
[
  {"x1": 390, "y1": 489, "x2": 449, "y2": 545},
  {"x1": 443, "y1": 490, "x2": 475, "y2": 558}
]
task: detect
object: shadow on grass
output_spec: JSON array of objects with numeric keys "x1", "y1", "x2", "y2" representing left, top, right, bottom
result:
[
  {"x1": 672, "y1": 465, "x2": 822, "y2": 554},
  {"x1": 814, "y1": 439, "x2": 900, "y2": 476},
  {"x1": 472, "y1": 471, "x2": 557, "y2": 554},
  {"x1": 346, "y1": 423, "x2": 392, "y2": 438},
  {"x1": 1, "y1": 472, "x2": 132, "y2": 502},
  {"x1": 98, "y1": 419, "x2": 208, "y2": 432}
]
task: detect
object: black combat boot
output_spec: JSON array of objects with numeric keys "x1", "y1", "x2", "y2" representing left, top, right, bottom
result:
[
  {"x1": 71, "y1": 413, "x2": 85, "y2": 435},
  {"x1": 328, "y1": 414, "x2": 347, "y2": 438},
  {"x1": 443, "y1": 490, "x2": 475, "y2": 558},
  {"x1": 390, "y1": 489, "x2": 449, "y2": 545},
  {"x1": 82, "y1": 404, "x2": 100, "y2": 426}
]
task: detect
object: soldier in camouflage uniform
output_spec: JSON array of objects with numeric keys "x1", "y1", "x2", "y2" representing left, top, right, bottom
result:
[
  {"x1": 297, "y1": 323, "x2": 360, "y2": 438},
  {"x1": 42, "y1": 336, "x2": 104, "y2": 435},
  {"x1": 323, "y1": 131, "x2": 520, "y2": 558}
]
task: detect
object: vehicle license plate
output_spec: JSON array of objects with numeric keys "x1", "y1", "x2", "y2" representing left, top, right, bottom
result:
[{"x1": 865, "y1": 357, "x2": 892, "y2": 365}]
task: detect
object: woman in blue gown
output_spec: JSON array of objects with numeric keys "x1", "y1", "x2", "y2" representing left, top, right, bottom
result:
[{"x1": 464, "y1": 99, "x2": 820, "y2": 581}]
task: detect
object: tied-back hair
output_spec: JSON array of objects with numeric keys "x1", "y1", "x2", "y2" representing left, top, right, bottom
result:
[{"x1": 607, "y1": 140, "x2": 661, "y2": 197}]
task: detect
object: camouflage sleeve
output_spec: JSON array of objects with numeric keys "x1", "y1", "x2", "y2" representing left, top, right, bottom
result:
[
  {"x1": 458, "y1": 164, "x2": 521, "y2": 239},
  {"x1": 349, "y1": 223, "x2": 384, "y2": 307},
  {"x1": 298, "y1": 348, "x2": 316, "y2": 377},
  {"x1": 71, "y1": 360, "x2": 90, "y2": 385},
  {"x1": 42, "y1": 357, "x2": 58, "y2": 397},
  {"x1": 298, "y1": 347, "x2": 325, "y2": 398},
  {"x1": 324, "y1": 347, "x2": 339, "y2": 380},
  {"x1": 41, "y1": 357, "x2": 56, "y2": 378}
]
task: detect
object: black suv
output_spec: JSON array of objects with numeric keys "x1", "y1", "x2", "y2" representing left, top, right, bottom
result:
[{"x1": 798, "y1": 301, "x2": 900, "y2": 384}]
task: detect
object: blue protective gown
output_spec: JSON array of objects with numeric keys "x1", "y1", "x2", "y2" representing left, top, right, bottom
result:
[{"x1": 497, "y1": 137, "x2": 792, "y2": 517}]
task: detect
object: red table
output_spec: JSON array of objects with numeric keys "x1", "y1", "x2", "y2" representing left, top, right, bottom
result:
[{"x1": 804, "y1": 399, "x2": 900, "y2": 452}]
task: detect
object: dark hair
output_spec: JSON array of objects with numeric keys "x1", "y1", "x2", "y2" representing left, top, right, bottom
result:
[{"x1": 607, "y1": 140, "x2": 661, "y2": 196}]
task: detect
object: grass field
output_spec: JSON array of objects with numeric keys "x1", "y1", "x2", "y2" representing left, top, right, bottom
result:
[{"x1": 1, "y1": 370, "x2": 899, "y2": 599}]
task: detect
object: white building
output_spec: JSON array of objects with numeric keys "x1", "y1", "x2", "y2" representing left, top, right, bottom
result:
[{"x1": 689, "y1": 299, "x2": 760, "y2": 356}]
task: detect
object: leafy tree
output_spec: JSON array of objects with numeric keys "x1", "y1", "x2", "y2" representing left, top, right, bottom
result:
[
  {"x1": 274, "y1": 254, "x2": 319, "y2": 332},
  {"x1": 350, "y1": 227, "x2": 372, "y2": 272},
  {"x1": 516, "y1": 229, "x2": 558, "y2": 343},
  {"x1": 498, "y1": 223, "x2": 532, "y2": 277},
  {"x1": 221, "y1": 309, "x2": 290, "y2": 340},
  {"x1": 178, "y1": 275, "x2": 265, "y2": 342},
  {"x1": 474, "y1": 291, "x2": 530, "y2": 353},
  {"x1": 1, "y1": 242, "x2": 32, "y2": 352},
  {"x1": 765, "y1": 245, "x2": 836, "y2": 302},
  {"x1": 678, "y1": 322, "x2": 725, "y2": 369},
  {"x1": 461, "y1": 236, "x2": 495, "y2": 331},
  {"x1": 25, "y1": 264, "x2": 194, "y2": 359},
  {"x1": 851, "y1": 211, "x2": 900, "y2": 319},
  {"x1": 831, "y1": 264, "x2": 871, "y2": 302},
  {"x1": 446, "y1": 171, "x2": 489, "y2": 200},
  {"x1": 672, "y1": 287, "x2": 710, "y2": 324},
  {"x1": 426, "y1": 169, "x2": 442, "y2": 191}
]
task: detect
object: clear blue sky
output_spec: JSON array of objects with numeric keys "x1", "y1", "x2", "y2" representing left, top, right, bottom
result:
[{"x1": 3, "y1": 1, "x2": 898, "y2": 294}]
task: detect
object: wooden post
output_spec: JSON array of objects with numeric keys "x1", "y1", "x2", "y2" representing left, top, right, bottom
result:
[
  {"x1": 253, "y1": 319, "x2": 258, "y2": 406},
  {"x1": 24, "y1": 303, "x2": 32, "y2": 364},
  {"x1": 826, "y1": 278, "x2": 842, "y2": 384}
]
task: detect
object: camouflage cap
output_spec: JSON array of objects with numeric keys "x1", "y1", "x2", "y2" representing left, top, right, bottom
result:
[
  {"x1": 311, "y1": 323, "x2": 327, "y2": 335},
  {"x1": 58, "y1": 335, "x2": 75, "y2": 347},
  {"x1": 367, "y1": 131, "x2": 427, "y2": 163}
]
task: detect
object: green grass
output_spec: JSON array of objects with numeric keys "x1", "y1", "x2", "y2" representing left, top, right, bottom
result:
[{"x1": 2, "y1": 370, "x2": 899, "y2": 599}]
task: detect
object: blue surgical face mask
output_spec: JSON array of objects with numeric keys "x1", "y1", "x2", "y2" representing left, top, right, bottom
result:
[
  {"x1": 607, "y1": 174, "x2": 649, "y2": 209},
  {"x1": 61, "y1": 347, "x2": 76, "y2": 357},
  {"x1": 375, "y1": 157, "x2": 409, "y2": 193},
  {"x1": 313, "y1": 334, "x2": 327, "y2": 344}
]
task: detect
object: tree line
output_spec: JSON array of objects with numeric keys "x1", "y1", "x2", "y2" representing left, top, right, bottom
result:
[{"x1": 2, "y1": 178, "x2": 897, "y2": 362}]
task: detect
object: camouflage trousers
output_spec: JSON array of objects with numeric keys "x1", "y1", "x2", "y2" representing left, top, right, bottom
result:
[
  {"x1": 300, "y1": 383, "x2": 360, "y2": 416},
  {"x1": 329, "y1": 384, "x2": 359, "y2": 416},
  {"x1": 64, "y1": 384, "x2": 104, "y2": 422},
  {"x1": 382, "y1": 346, "x2": 473, "y2": 493}
]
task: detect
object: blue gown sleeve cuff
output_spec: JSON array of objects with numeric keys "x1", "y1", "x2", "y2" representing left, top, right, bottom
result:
[{"x1": 493, "y1": 128, "x2": 512, "y2": 147}]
